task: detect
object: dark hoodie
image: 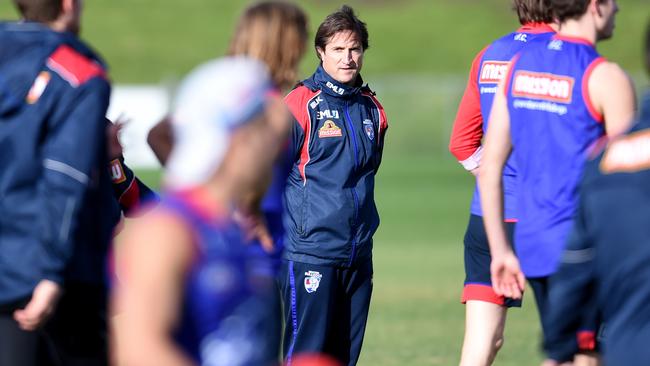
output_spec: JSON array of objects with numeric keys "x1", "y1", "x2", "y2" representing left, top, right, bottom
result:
[{"x1": 0, "y1": 21, "x2": 111, "y2": 304}]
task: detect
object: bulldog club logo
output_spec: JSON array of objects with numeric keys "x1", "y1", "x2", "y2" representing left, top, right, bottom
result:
[
  {"x1": 363, "y1": 119, "x2": 374, "y2": 141},
  {"x1": 304, "y1": 271, "x2": 322, "y2": 293},
  {"x1": 318, "y1": 120, "x2": 342, "y2": 138}
]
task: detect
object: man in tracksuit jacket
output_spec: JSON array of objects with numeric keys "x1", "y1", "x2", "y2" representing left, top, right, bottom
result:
[
  {"x1": 280, "y1": 6, "x2": 388, "y2": 366},
  {"x1": 0, "y1": 1, "x2": 152, "y2": 364}
]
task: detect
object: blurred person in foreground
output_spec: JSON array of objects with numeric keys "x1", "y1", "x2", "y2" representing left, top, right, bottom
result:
[
  {"x1": 280, "y1": 5, "x2": 388, "y2": 366},
  {"x1": 448, "y1": 1, "x2": 555, "y2": 364},
  {"x1": 542, "y1": 19, "x2": 650, "y2": 366},
  {"x1": 145, "y1": 2, "x2": 309, "y2": 359},
  {"x1": 0, "y1": 0, "x2": 124, "y2": 364},
  {"x1": 479, "y1": 0, "x2": 636, "y2": 364},
  {"x1": 111, "y1": 57, "x2": 288, "y2": 365}
]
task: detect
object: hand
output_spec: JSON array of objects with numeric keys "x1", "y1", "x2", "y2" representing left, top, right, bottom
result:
[
  {"x1": 107, "y1": 115, "x2": 130, "y2": 160},
  {"x1": 13, "y1": 280, "x2": 62, "y2": 331},
  {"x1": 490, "y1": 251, "x2": 525, "y2": 299},
  {"x1": 233, "y1": 209, "x2": 274, "y2": 253}
]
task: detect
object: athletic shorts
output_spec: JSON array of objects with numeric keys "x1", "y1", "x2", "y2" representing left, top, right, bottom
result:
[
  {"x1": 461, "y1": 214, "x2": 521, "y2": 307},
  {"x1": 528, "y1": 276, "x2": 599, "y2": 354}
]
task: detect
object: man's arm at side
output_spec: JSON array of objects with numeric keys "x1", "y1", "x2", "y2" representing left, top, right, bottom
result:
[{"x1": 589, "y1": 60, "x2": 637, "y2": 137}]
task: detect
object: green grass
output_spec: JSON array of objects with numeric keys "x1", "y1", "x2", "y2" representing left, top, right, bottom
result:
[{"x1": 1, "y1": 1, "x2": 648, "y2": 364}]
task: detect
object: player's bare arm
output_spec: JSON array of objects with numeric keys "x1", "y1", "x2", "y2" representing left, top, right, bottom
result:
[
  {"x1": 112, "y1": 211, "x2": 195, "y2": 366},
  {"x1": 588, "y1": 61, "x2": 637, "y2": 137},
  {"x1": 479, "y1": 75, "x2": 525, "y2": 300}
]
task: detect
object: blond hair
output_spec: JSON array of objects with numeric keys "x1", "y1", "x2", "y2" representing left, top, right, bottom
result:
[{"x1": 229, "y1": 1, "x2": 308, "y2": 90}]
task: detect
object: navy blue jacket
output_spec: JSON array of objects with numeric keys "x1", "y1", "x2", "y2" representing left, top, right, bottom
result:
[
  {"x1": 0, "y1": 22, "x2": 111, "y2": 304},
  {"x1": 283, "y1": 66, "x2": 388, "y2": 267},
  {"x1": 543, "y1": 116, "x2": 650, "y2": 364}
]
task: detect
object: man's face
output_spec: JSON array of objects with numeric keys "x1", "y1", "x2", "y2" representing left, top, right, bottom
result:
[
  {"x1": 595, "y1": 0, "x2": 618, "y2": 41},
  {"x1": 317, "y1": 30, "x2": 364, "y2": 86}
]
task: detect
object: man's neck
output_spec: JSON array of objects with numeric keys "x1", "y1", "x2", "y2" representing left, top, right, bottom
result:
[{"x1": 558, "y1": 17, "x2": 597, "y2": 45}]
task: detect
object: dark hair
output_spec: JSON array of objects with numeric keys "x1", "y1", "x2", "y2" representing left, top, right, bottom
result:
[
  {"x1": 12, "y1": 0, "x2": 62, "y2": 22},
  {"x1": 314, "y1": 5, "x2": 369, "y2": 56},
  {"x1": 512, "y1": 0, "x2": 554, "y2": 25},
  {"x1": 549, "y1": 0, "x2": 607, "y2": 22}
]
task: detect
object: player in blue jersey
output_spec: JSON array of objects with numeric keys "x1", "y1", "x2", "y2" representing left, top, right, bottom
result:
[
  {"x1": 543, "y1": 19, "x2": 650, "y2": 366},
  {"x1": 449, "y1": 1, "x2": 555, "y2": 364},
  {"x1": 112, "y1": 57, "x2": 289, "y2": 366},
  {"x1": 144, "y1": 3, "x2": 308, "y2": 360},
  {"x1": 479, "y1": 0, "x2": 636, "y2": 364}
]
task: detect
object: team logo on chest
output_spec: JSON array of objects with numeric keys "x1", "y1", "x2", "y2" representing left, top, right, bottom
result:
[
  {"x1": 363, "y1": 119, "x2": 375, "y2": 141},
  {"x1": 304, "y1": 271, "x2": 322, "y2": 293},
  {"x1": 318, "y1": 120, "x2": 342, "y2": 138}
]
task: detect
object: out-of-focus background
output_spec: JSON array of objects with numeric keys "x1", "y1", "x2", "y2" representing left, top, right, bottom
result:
[{"x1": 1, "y1": 1, "x2": 647, "y2": 364}]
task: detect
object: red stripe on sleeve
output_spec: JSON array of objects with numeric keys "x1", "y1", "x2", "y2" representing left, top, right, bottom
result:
[
  {"x1": 363, "y1": 91, "x2": 388, "y2": 145},
  {"x1": 582, "y1": 57, "x2": 606, "y2": 124},
  {"x1": 449, "y1": 47, "x2": 488, "y2": 161},
  {"x1": 119, "y1": 178, "x2": 141, "y2": 211},
  {"x1": 46, "y1": 45, "x2": 106, "y2": 87},
  {"x1": 285, "y1": 86, "x2": 319, "y2": 184}
]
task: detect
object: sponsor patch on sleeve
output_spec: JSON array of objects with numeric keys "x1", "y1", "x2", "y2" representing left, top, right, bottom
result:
[
  {"x1": 26, "y1": 71, "x2": 51, "y2": 104},
  {"x1": 109, "y1": 159, "x2": 127, "y2": 184}
]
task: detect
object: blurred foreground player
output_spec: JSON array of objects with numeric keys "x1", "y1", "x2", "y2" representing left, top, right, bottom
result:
[
  {"x1": 542, "y1": 115, "x2": 650, "y2": 366},
  {"x1": 112, "y1": 57, "x2": 289, "y2": 366},
  {"x1": 449, "y1": 1, "x2": 555, "y2": 364},
  {"x1": 480, "y1": 0, "x2": 636, "y2": 364},
  {"x1": 0, "y1": 0, "x2": 116, "y2": 364}
]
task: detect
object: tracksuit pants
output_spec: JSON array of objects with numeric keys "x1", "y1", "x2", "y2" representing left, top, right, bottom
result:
[{"x1": 279, "y1": 259, "x2": 373, "y2": 366}]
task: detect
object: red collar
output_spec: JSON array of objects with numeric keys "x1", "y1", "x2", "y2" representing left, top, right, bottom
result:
[{"x1": 516, "y1": 22, "x2": 555, "y2": 34}]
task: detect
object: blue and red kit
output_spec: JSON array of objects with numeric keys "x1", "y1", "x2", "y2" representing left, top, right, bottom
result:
[
  {"x1": 0, "y1": 21, "x2": 111, "y2": 304},
  {"x1": 505, "y1": 34, "x2": 605, "y2": 278},
  {"x1": 544, "y1": 119, "x2": 650, "y2": 365},
  {"x1": 450, "y1": 23, "x2": 554, "y2": 305},
  {"x1": 280, "y1": 66, "x2": 387, "y2": 366},
  {"x1": 159, "y1": 192, "x2": 278, "y2": 365}
]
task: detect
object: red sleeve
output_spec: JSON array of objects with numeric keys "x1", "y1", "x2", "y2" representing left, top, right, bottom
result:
[{"x1": 449, "y1": 47, "x2": 487, "y2": 161}]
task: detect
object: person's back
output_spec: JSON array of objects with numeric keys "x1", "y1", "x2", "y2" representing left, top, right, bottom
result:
[
  {"x1": 156, "y1": 192, "x2": 277, "y2": 365},
  {"x1": 544, "y1": 119, "x2": 650, "y2": 365},
  {"x1": 0, "y1": 20, "x2": 110, "y2": 304},
  {"x1": 505, "y1": 34, "x2": 606, "y2": 277}
]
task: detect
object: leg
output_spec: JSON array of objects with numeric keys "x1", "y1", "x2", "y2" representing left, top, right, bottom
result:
[
  {"x1": 459, "y1": 215, "x2": 519, "y2": 366},
  {"x1": 459, "y1": 301, "x2": 507, "y2": 366},
  {"x1": 0, "y1": 312, "x2": 40, "y2": 366},
  {"x1": 340, "y1": 259, "x2": 373, "y2": 366},
  {"x1": 279, "y1": 260, "x2": 337, "y2": 365}
]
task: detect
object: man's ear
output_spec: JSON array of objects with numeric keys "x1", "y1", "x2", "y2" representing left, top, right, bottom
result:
[{"x1": 316, "y1": 46, "x2": 325, "y2": 61}]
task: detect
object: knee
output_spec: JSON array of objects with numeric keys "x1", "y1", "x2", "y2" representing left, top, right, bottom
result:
[{"x1": 493, "y1": 335, "x2": 504, "y2": 353}]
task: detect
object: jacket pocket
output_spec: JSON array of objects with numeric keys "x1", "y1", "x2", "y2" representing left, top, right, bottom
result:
[{"x1": 297, "y1": 185, "x2": 309, "y2": 237}]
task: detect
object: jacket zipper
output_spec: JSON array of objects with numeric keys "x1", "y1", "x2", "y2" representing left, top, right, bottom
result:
[{"x1": 344, "y1": 101, "x2": 360, "y2": 265}]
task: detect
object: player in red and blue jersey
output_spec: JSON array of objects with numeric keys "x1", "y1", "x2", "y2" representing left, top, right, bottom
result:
[
  {"x1": 113, "y1": 57, "x2": 288, "y2": 366},
  {"x1": 449, "y1": 1, "x2": 555, "y2": 364},
  {"x1": 479, "y1": 0, "x2": 636, "y2": 364}
]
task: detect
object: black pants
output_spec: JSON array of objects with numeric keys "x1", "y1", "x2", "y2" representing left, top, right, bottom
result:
[{"x1": 0, "y1": 283, "x2": 108, "y2": 366}]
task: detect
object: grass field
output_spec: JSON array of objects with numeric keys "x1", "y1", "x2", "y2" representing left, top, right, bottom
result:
[{"x1": 1, "y1": 0, "x2": 649, "y2": 364}]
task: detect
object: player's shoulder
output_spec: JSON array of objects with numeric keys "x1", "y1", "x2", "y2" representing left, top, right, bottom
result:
[
  {"x1": 284, "y1": 83, "x2": 322, "y2": 118},
  {"x1": 46, "y1": 44, "x2": 107, "y2": 88}
]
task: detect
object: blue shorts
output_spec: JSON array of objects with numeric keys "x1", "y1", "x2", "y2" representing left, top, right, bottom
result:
[
  {"x1": 529, "y1": 276, "x2": 600, "y2": 356},
  {"x1": 462, "y1": 214, "x2": 521, "y2": 307}
]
